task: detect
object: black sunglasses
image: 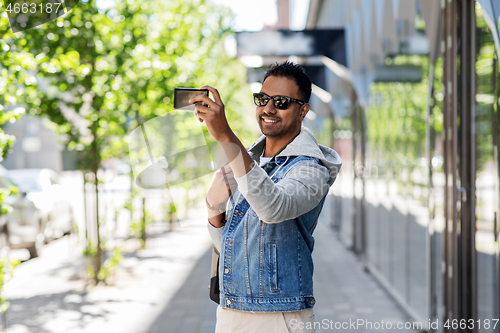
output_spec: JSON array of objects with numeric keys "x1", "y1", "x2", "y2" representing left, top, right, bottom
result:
[{"x1": 253, "y1": 92, "x2": 305, "y2": 110}]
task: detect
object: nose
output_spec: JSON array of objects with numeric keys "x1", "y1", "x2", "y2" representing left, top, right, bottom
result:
[{"x1": 263, "y1": 101, "x2": 276, "y2": 116}]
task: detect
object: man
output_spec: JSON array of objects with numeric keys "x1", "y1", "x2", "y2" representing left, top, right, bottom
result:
[{"x1": 190, "y1": 61, "x2": 342, "y2": 332}]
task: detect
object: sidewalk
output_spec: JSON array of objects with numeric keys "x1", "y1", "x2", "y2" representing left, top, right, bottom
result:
[
  {"x1": 3, "y1": 216, "x2": 216, "y2": 333},
  {"x1": 312, "y1": 200, "x2": 420, "y2": 333},
  {"x1": 2, "y1": 199, "x2": 420, "y2": 333}
]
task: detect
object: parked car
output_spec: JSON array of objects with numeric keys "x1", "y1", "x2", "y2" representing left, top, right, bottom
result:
[
  {"x1": 8, "y1": 169, "x2": 74, "y2": 246},
  {"x1": 0, "y1": 166, "x2": 42, "y2": 258}
]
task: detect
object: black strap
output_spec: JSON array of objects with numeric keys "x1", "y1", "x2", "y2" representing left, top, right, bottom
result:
[{"x1": 209, "y1": 257, "x2": 220, "y2": 304}]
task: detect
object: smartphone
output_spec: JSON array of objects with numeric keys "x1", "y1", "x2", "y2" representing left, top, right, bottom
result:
[{"x1": 174, "y1": 88, "x2": 209, "y2": 111}]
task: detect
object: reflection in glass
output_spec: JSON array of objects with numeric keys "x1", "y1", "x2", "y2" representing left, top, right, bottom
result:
[
  {"x1": 475, "y1": 7, "x2": 500, "y2": 332},
  {"x1": 366, "y1": 54, "x2": 431, "y2": 321}
]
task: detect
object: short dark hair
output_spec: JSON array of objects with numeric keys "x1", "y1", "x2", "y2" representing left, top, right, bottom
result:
[{"x1": 262, "y1": 61, "x2": 312, "y2": 103}]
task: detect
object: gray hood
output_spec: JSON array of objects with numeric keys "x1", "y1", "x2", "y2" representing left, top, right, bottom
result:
[{"x1": 247, "y1": 126, "x2": 342, "y2": 186}]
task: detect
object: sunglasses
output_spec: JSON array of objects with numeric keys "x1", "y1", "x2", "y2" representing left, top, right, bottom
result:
[{"x1": 253, "y1": 92, "x2": 306, "y2": 110}]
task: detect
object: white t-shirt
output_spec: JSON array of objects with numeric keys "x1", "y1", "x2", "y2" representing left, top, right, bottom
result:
[{"x1": 259, "y1": 145, "x2": 272, "y2": 166}]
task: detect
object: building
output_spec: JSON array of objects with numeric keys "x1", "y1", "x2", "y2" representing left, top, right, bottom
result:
[
  {"x1": 1, "y1": 115, "x2": 65, "y2": 172},
  {"x1": 238, "y1": 1, "x2": 500, "y2": 331}
]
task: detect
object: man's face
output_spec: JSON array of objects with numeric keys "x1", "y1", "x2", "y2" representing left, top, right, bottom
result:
[{"x1": 256, "y1": 76, "x2": 309, "y2": 140}]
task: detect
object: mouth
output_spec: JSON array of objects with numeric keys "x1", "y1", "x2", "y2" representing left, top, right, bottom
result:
[{"x1": 261, "y1": 117, "x2": 280, "y2": 124}]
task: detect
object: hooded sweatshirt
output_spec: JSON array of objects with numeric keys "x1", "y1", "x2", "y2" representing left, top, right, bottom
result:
[{"x1": 208, "y1": 126, "x2": 342, "y2": 252}]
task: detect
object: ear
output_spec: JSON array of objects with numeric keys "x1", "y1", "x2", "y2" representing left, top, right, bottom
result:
[{"x1": 299, "y1": 103, "x2": 310, "y2": 122}]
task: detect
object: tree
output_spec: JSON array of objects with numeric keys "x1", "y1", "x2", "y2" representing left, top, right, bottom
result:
[
  {"x1": 0, "y1": 1, "x2": 40, "y2": 224},
  {"x1": 16, "y1": 0, "x2": 252, "y2": 283},
  {"x1": 0, "y1": 6, "x2": 36, "y2": 322}
]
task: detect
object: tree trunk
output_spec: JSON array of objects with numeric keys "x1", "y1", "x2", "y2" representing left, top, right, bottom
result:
[
  {"x1": 83, "y1": 172, "x2": 89, "y2": 253},
  {"x1": 91, "y1": 121, "x2": 102, "y2": 284},
  {"x1": 141, "y1": 196, "x2": 146, "y2": 247},
  {"x1": 94, "y1": 169, "x2": 102, "y2": 283},
  {"x1": 129, "y1": 168, "x2": 133, "y2": 226}
]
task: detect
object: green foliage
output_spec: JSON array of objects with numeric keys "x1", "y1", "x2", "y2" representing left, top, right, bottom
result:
[
  {"x1": 123, "y1": 186, "x2": 140, "y2": 213},
  {"x1": 2, "y1": 0, "x2": 254, "y2": 285},
  {"x1": 82, "y1": 240, "x2": 98, "y2": 258},
  {"x1": 129, "y1": 211, "x2": 153, "y2": 239},
  {"x1": 19, "y1": 0, "x2": 252, "y2": 169},
  {"x1": 3, "y1": 0, "x2": 253, "y2": 283},
  {"x1": 365, "y1": 54, "x2": 441, "y2": 201},
  {"x1": 165, "y1": 201, "x2": 177, "y2": 219},
  {"x1": 0, "y1": 186, "x2": 18, "y2": 216},
  {"x1": 83, "y1": 240, "x2": 122, "y2": 284},
  {"x1": 474, "y1": 6, "x2": 500, "y2": 178},
  {"x1": 168, "y1": 202, "x2": 176, "y2": 214},
  {"x1": 97, "y1": 247, "x2": 123, "y2": 284},
  {"x1": 367, "y1": 55, "x2": 438, "y2": 174},
  {"x1": 0, "y1": 7, "x2": 39, "y2": 117},
  {"x1": 0, "y1": 1, "x2": 40, "y2": 214},
  {"x1": 2, "y1": 0, "x2": 254, "y2": 182},
  {"x1": 0, "y1": 255, "x2": 20, "y2": 315}
]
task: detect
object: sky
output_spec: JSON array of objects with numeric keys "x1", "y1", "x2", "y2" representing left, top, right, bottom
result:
[
  {"x1": 96, "y1": 0, "x2": 309, "y2": 31},
  {"x1": 212, "y1": 0, "x2": 278, "y2": 31},
  {"x1": 212, "y1": 0, "x2": 310, "y2": 31}
]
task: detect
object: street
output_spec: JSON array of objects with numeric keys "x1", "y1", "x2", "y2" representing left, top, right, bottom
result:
[{"x1": 1, "y1": 193, "x2": 419, "y2": 333}]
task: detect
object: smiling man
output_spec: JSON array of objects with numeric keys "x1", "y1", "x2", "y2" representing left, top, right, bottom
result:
[{"x1": 191, "y1": 61, "x2": 342, "y2": 333}]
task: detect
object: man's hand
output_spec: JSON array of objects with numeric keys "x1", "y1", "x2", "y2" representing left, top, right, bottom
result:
[
  {"x1": 190, "y1": 85, "x2": 256, "y2": 179},
  {"x1": 190, "y1": 85, "x2": 235, "y2": 143}
]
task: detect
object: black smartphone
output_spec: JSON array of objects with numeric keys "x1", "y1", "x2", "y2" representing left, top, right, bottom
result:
[{"x1": 174, "y1": 88, "x2": 209, "y2": 111}]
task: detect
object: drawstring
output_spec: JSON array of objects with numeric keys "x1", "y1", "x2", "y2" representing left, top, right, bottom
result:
[{"x1": 270, "y1": 156, "x2": 289, "y2": 179}]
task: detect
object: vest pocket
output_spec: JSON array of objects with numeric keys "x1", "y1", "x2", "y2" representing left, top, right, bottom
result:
[
  {"x1": 247, "y1": 206, "x2": 258, "y2": 217},
  {"x1": 270, "y1": 242, "x2": 278, "y2": 291}
]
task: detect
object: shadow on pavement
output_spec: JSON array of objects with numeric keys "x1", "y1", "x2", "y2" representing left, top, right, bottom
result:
[
  {"x1": 8, "y1": 290, "x2": 109, "y2": 333},
  {"x1": 145, "y1": 247, "x2": 218, "y2": 333}
]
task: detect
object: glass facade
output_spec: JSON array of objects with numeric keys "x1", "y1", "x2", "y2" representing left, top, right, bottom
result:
[
  {"x1": 311, "y1": 0, "x2": 500, "y2": 329},
  {"x1": 475, "y1": 6, "x2": 500, "y2": 332},
  {"x1": 429, "y1": 57, "x2": 445, "y2": 332},
  {"x1": 365, "y1": 54, "x2": 432, "y2": 321}
]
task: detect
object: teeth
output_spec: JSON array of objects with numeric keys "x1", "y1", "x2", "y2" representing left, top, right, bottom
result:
[{"x1": 263, "y1": 119, "x2": 278, "y2": 123}]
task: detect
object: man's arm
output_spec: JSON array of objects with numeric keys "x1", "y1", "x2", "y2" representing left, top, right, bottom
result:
[
  {"x1": 207, "y1": 217, "x2": 224, "y2": 252},
  {"x1": 235, "y1": 159, "x2": 331, "y2": 223},
  {"x1": 208, "y1": 212, "x2": 225, "y2": 228},
  {"x1": 190, "y1": 85, "x2": 256, "y2": 180},
  {"x1": 191, "y1": 85, "x2": 333, "y2": 223},
  {"x1": 217, "y1": 137, "x2": 256, "y2": 178},
  {"x1": 205, "y1": 165, "x2": 237, "y2": 228}
]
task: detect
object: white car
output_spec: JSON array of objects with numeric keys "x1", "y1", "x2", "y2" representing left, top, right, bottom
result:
[
  {"x1": 0, "y1": 166, "x2": 42, "y2": 258},
  {"x1": 8, "y1": 168, "x2": 74, "y2": 248}
]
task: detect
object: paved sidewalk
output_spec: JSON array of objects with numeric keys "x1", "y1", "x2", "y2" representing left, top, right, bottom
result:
[
  {"x1": 312, "y1": 200, "x2": 420, "y2": 333},
  {"x1": 2, "y1": 198, "x2": 420, "y2": 333},
  {"x1": 3, "y1": 217, "x2": 216, "y2": 333}
]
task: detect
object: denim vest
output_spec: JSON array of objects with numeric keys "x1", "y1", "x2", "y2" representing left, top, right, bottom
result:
[{"x1": 219, "y1": 155, "x2": 329, "y2": 312}]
